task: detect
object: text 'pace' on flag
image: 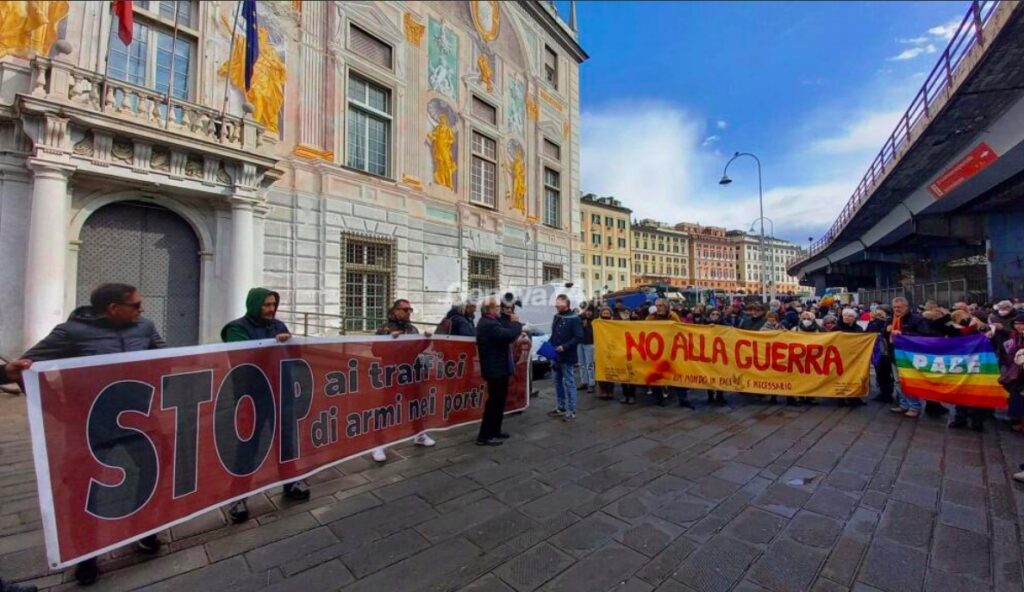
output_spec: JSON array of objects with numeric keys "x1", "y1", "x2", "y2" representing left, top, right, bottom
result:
[{"x1": 893, "y1": 333, "x2": 1007, "y2": 409}]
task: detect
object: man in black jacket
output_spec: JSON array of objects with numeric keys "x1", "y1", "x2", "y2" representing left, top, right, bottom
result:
[
  {"x1": 475, "y1": 297, "x2": 524, "y2": 445},
  {"x1": 3, "y1": 284, "x2": 165, "y2": 587}
]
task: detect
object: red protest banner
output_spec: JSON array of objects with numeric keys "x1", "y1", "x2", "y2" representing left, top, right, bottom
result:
[{"x1": 24, "y1": 335, "x2": 529, "y2": 568}]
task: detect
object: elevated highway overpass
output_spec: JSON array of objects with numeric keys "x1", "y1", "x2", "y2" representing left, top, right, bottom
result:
[{"x1": 788, "y1": 0, "x2": 1024, "y2": 303}]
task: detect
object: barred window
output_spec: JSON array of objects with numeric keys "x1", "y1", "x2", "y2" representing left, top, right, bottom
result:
[
  {"x1": 543, "y1": 264, "x2": 562, "y2": 283},
  {"x1": 468, "y1": 254, "x2": 499, "y2": 295},
  {"x1": 470, "y1": 132, "x2": 497, "y2": 207},
  {"x1": 342, "y1": 237, "x2": 393, "y2": 333},
  {"x1": 543, "y1": 168, "x2": 561, "y2": 227}
]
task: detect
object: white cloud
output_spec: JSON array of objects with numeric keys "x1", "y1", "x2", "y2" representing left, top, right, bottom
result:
[
  {"x1": 887, "y1": 44, "x2": 936, "y2": 61},
  {"x1": 811, "y1": 109, "x2": 903, "y2": 154},
  {"x1": 897, "y1": 36, "x2": 931, "y2": 45},
  {"x1": 702, "y1": 134, "x2": 720, "y2": 146},
  {"x1": 928, "y1": 17, "x2": 962, "y2": 40},
  {"x1": 716, "y1": 120, "x2": 728, "y2": 130},
  {"x1": 579, "y1": 104, "x2": 874, "y2": 241}
]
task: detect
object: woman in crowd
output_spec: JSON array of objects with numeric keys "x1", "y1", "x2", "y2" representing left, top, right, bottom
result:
[
  {"x1": 595, "y1": 306, "x2": 618, "y2": 401},
  {"x1": 866, "y1": 308, "x2": 894, "y2": 404}
]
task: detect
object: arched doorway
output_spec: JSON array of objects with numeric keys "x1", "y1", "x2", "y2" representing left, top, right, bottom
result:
[{"x1": 76, "y1": 201, "x2": 200, "y2": 346}]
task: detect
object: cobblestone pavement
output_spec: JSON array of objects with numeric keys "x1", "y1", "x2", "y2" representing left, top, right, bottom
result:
[{"x1": 4, "y1": 381, "x2": 1024, "y2": 592}]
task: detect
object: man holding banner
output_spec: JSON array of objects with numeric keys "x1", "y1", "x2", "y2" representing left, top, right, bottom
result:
[
  {"x1": 220, "y1": 287, "x2": 310, "y2": 524},
  {"x1": 3, "y1": 284, "x2": 165, "y2": 586}
]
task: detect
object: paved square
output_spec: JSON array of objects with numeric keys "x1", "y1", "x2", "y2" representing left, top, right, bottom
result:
[{"x1": 3, "y1": 381, "x2": 1024, "y2": 592}]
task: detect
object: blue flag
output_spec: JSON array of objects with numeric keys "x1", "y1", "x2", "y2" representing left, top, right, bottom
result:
[{"x1": 242, "y1": 0, "x2": 259, "y2": 91}]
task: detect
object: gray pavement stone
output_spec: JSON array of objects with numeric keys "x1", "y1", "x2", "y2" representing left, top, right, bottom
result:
[
  {"x1": 652, "y1": 495, "x2": 713, "y2": 526},
  {"x1": 785, "y1": 511, "x2": 842, "y2": 548},
  {"x1": 416, "y1": 496, "x2": 508, "y2": 542},
  {"x1": 858, "y1": 539, "x2": 927, "y2": 592},
  {"x1": 309, "y1": 492, "x2": 382, "y2": 525},
  {"x1": 724, "y1": 507, "x2": 788, "y2": 546},
  {"x1": 494, "y1": 542, "x2": 575, "y2": 592},
  {"x1": 930, "y1": 524, "x2": 991, "y2": 582},
  {"x1": 923, "y1": 569, "x2": 990, "y2": 592},
  {"x1": 543, "y1": 542, "x2": 648, "y2": 592},
  {"x1": 821, "y1": 536, "x2": 867, "y2": 586},
  {"x1": 877, "y1": 499, "x2": 935, "y2": 549},
  {"x1": 339, "y1": 528, "x2": 430, "y2": 578},
  {"x1": 466, "y1": 511, "x2": 541, "y2": 552},
  {"x1": 753, "y1": 483, "x2": 812, "y2": 519},
  {"x1": 244, "y1": 526, "x2": 341, "y2": 573},
  {"x1": 617, "y1": 517, "x2": 684, "y2": 558},
  {"x1": 492, "y1": 478, "x2": 554, "y2": 507},
  {"x1": 635, "y1": 536, "x2": 698, "y2": 586},
  {"x1": 710, "y1": 463, "x2": 761, "y2": 485},
  {"x1": 671, "y1": 535, "x2": 760, "y2": 592},
  {"x1": 75, "y1": 546, "x2": 209, "y2": 592},
  {"x1": 550, "y1": 512, "x2": 630, "y2": 557},
  {"x1": 749, "y1": 538, "x2": 826, "y2": 592},
  {"x1": 690, "y1": 476, "x2": 741, "y2": 502},
  {"x1": 804, "y1": 486, "x2": 859, "y2": 521},
  {"x1": 260, "y1": 559, "x2": 354, "y2": 592},
  {"x1": 937, "y1": 501, "x2": 988, "y2": 535},
  {"x1": 136, "y1": 556, "x2": 270, "y2": 592},
  {"x1": 206, "y1": 512, "x2": 319, "y2": 563},
  {"x1": 341, "y1": 537, "x2": 481, "y2": 592},
  {"x1": 520, "y1": 484, "x2": 596, "y2": 521},
  {"x1": 464, "y1": 573, "x2": 517, "y2": 592}
]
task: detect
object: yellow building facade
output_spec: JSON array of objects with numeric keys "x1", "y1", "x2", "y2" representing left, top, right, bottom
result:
[
  {"x1": 631, "y1": 219, "x2": 690, "y2": 288},
  {"x1": 580, "y1": 193, "x2": 631, "y2": 299}
]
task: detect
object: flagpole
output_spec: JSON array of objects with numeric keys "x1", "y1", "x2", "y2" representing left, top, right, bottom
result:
[
  {"x1": 218, "y1": 1, "x2": 244, "y2": 141},
  {"x1": 162, "y1": 0, "x2": 182, "y2": 127},
  {"x1": 100, "y1": 1, "x2": 116, "y2": 111}
]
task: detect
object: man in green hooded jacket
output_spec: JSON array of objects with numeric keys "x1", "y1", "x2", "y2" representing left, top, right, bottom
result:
[{"x1": 221, "y1": 287, "x2": 310, "y2": 523}]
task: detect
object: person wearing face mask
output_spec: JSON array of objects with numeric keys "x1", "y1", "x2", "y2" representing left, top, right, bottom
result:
[
  {"x1": 785, "y1": 311, "x2": 821, "y2": 407},
  {"x1": 866, "y1": 308, "x2": 894, "y2": 404},
  {"x1": 739, "y1": 303, "x2": 767, "y2": 331}
]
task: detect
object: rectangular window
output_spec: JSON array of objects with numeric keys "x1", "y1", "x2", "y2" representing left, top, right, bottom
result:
[
  {"x1": 592, "y1": 255, "x2": 600, "y2": 265},
  {"x1": 544, "y1": 45, "x2": 558, "y2": 89},
  {"x1": 591, "y1": 213, "x2": 601, "y2": 224},
  {"x1": 604, "y1": 216, "x2": 613, "y2": 227},
  {"x1": 468, "y1": 254, "x2": 499, "y2": 295},
  {"x1": 342, "y1": 237, "x2": 393, "y2": 333},
  {"x1": 606, "y1": 256, "x2": 614, "y2": 266},
  {"x1": 346, "y1": 73, "x2": 391, "y2": 176},
  {"x1": 543, "y1": 264, "x2": 563, "y2": 283},
  {"x1": 470, "y1": 132, "x2": 497, "y2": 207},
  {"x1": 592, "y1": 233, "x2": 601, "y2": 245},
  {"x1": 349, "y1": 23, "x2": 393, "y2": 70},
  {"x1": 107, "y1": 1, "x2": 197, "y2": 103},
  {"x1": 543, "y1": 168, "x2": 561, "y2": 227},
  {"x1": 619, "y1": 258, "x2": 627, "y2": 268},
  {"x1": 618, "y1": 219, "x2": 626, "y2": 229},
  {"x1": 472, "y1": 95, "x2": 497, "y2": 125},
  {"x1": 543, "y1": 138, "x2": 561, "y2": 161},
  {"x1": 618, "y1": 238, "x2": 626, "y2": 248}
]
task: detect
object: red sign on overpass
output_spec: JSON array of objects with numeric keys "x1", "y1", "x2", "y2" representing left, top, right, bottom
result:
[{"x1": 928, "y1": 142, "x2": 999, "y2": 198}]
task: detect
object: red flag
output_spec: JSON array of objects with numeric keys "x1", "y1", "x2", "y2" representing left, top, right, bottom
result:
[{"x1": 113, "y1": 0, "x2": 133, "y2": 46}]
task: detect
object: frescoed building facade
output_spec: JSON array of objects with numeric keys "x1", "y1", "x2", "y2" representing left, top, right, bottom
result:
[{"x1": 0, "y1": 0, "x2": 586, "y2": 357}]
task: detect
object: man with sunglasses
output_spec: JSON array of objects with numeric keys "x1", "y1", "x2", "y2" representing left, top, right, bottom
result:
[
  {"x1": 3, "y1": 283, "x2": 165, "y2": 586},
  {"x1": 369, "y1": 299, "x2": 436, "y2": 462}
]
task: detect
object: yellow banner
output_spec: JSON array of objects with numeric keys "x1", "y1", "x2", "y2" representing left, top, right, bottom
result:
[{"x1": 594, "y1": 320, "x2": 877, "y2": 398}]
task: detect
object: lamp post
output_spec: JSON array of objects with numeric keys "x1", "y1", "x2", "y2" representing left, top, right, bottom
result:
[
  {"x1": 748, "y1": 216, "x2": 775, "y2": 301},
  {"x1": 720, "y1": 152, "x2": 766, "y2": 302}
]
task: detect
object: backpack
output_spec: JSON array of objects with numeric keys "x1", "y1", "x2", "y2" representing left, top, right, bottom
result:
[{"x1": 435, "y1": 317, "x2": 452, "y2": 335}]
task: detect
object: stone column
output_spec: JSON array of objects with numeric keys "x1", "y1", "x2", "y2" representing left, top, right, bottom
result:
[
  {"x1": 228, "y1": 199, "x2": 255, "y2": 317},
  {"x1": 23, "y1": 161, "x2": 73, "y2": 348}
]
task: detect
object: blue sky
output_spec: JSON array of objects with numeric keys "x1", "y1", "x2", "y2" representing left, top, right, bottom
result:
[{"x1": 558, "y1": 1, "x2": 968, "y2": 243}]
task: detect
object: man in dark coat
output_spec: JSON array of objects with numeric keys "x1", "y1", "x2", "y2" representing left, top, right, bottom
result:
[
  {"x1": 439, "y1": 302, "x2": 477, "y2": 337},
  {"x1": 220, "y1": 287, "x2": 309, "y2": 524},
  {"x1": 370, "y1": 299, "x2": 436, "y2": 462},
  {"x1": 547, "y1": 294, "x2": 583, "y2": 421},
  {"x1": 475, "y1": 297, "x2": 524, "y2": 446},
  {"x1": 3, "y1": 284, "x2": 165, "y2": 586},
  {"x1": 739, "y1": 303, "x2": 767, "y2": 331}
]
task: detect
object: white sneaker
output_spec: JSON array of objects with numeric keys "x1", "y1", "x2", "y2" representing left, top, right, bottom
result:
[
  {"x1": 371, "y1": 447, "x2": 386, "y2": 463},
  {"x1": 414, "y1": 433, "x2": 436, "y2": 447}
]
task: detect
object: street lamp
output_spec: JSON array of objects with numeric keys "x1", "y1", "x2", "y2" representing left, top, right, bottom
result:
[
  {"x1": 748, "y1": 216, "x2": 775, "y2": 300},
  {"x1": 721, "y1": 152, "x2": 767, "y2": 302}
]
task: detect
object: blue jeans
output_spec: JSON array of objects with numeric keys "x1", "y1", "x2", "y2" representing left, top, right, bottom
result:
[
  {"x1": 578, "y1": 344, "x2": 595, "y2": 386},
  {"x1": 554, "y1": 363, "x2": 578, "y2": 413},
  {"x1": 893, "y1": 367, "x2": 922, "y2": 412}
]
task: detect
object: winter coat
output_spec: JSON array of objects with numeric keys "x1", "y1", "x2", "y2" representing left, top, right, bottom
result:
[
  {"x1": 739, "y1": 314, "x2": 767, "y2": 331},
  {"x1": 580, "y1": 316, "x2": 595, "y2": 345},
  {"x1": 549, "y1": 310, "x2": 583, "y2": 365},
  {"x1": 838, "y1": 320, "x2": 864, "y2": 333},
  {"x1": 21, "y1": 306, "x2": 166, "y2": 361},
  {"x1": 441, "y1": 306, "x2": 477, "y2": 337},
  {"x1": 782, "y1": 309, "x2": 800, "y2": 330},
  {"x1": 476, "y1": 313, "x2": 523, "y2": 378},
  {"x1": 792, "y1": 321, "x2": 821, "y2": 333},
  {"x1": 221, "y1": 287, "x2": 290, "y2": 342},
  {"x1": 760, "y1": 320, "x2": 784, "y2": 331},
  {"x1": 376, "y1": 317, "x2": 420, "y2": 335},
  {"x1": 989, "y1": 311, "x2": 1017, "y2": 345}
]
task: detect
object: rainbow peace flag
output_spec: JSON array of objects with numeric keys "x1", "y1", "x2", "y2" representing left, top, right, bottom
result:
[{"x1": 893, "y1": 333, "x2": 1007, "y2": 408}]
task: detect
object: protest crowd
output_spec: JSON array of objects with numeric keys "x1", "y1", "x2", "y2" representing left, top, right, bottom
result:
[{"x1": 2, "y1": 283, "x2": 1024, "y2": 590}]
